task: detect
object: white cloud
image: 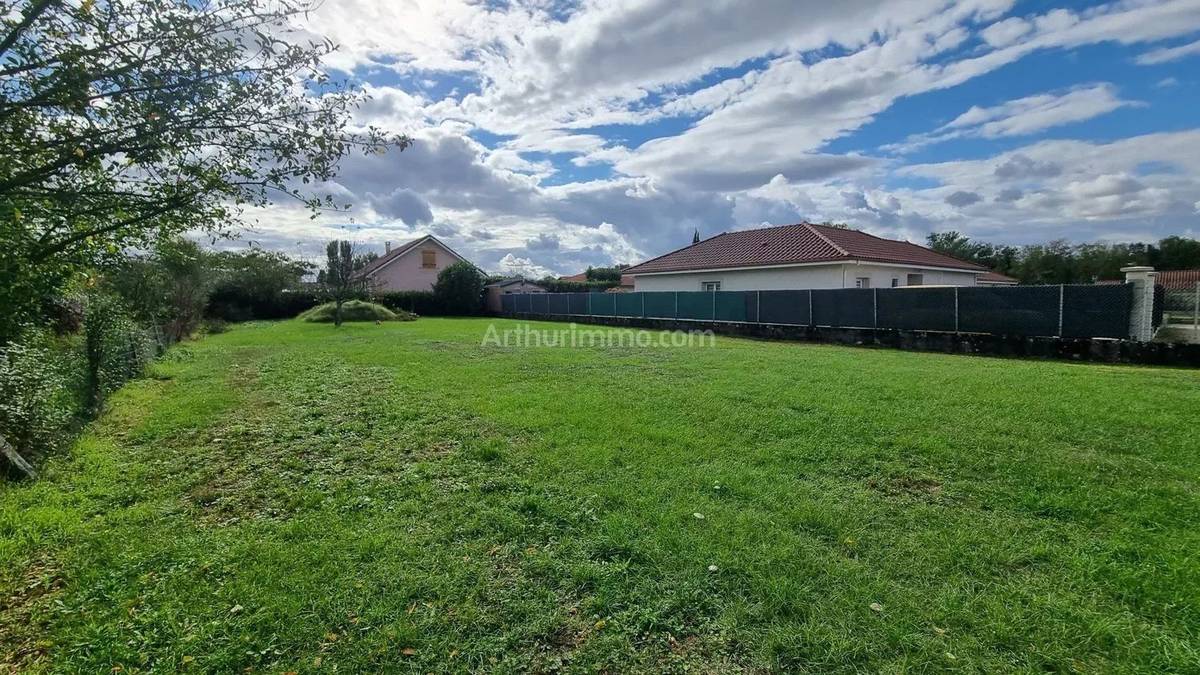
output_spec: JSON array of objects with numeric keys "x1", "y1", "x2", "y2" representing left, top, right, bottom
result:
[
  {"x1": 890, "y1": 83, "x2": 1140, "y2": 152},
  {"x1": 239, "y1": 0, "x2": 1200, "y2": 272},
  {"x1": 1135, "y1": 38, "x2": 1200, "y2": 64}
]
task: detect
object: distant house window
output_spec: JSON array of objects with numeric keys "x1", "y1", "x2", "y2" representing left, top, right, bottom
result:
[
  {"x1": 855, "y1": 277, "x2": 870, "y2": 289},
  {"x1": 701, "y1": 281, "x2": 721, "y2": 292},
  {"x1": 907, "y1": 273, "x2": 924, "y2": 286},
  {"x1": 891, "y1": 278, "x2": 899, "y2": 288},
  {"x1": 422, "y1": 249, "x2": 437, "y2": 268}
]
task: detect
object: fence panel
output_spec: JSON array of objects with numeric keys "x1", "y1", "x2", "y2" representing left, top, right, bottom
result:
[
  {"x1": 547, "y1": 293, "x2": 569, "y2": 315},
  {"x1": 517, "y1": 293, "x2": 532, "y2": 313},
  {"x1": 568, "y1": 292, "x2": 589, "y2": 316},
  {"x1": 876, "y1": 287, "x2": 956, "y2": 332},
  {"x1": 715, "y1": 291, "x2": 754, "y2": 322},
  {"x1": 677, "y1": 291, "x2": 715, "y2": 320},
  {"x1": 758, "y1": 290, "x2": 810, "y2": 325},
  {"x1": 588, "y1": 292, "x2": 616, "y2": 316},
  {"x1": 644, "y1": 292, "x2": 677, "y2": 319},
  {"x1": 529, "y1": 293, "x2": 549, "y2": 315},
  {"x1": 958, "y1": 286, "x2": 1059, "y2": 336},
  {"x1": 1061, "y1": 284, "x2": 1130, "y2": 338},
  {"x1": 615, "y1": 292, "x2": 643, "y2": 317},
  {"x1": 501, "y1": 294, "x2": 515, "y2": 313},
  {"x1": 812, "y1": 289, "x2": 875, "y2": 328}
]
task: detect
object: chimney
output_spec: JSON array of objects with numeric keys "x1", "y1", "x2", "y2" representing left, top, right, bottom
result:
[{"x1": 384, "y1": 241, "x2": 392, "y2": 253}]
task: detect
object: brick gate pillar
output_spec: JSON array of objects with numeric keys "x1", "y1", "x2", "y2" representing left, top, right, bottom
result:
[{"x1": 1121, "y1": 266, "x2": 1158, "y2": 342}]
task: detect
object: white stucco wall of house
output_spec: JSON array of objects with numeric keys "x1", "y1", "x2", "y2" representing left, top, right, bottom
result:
[
  {"x1": 631, "y1": 263, "x2": 979, "y2": 292},
  {"x1": 367, "y1": 239, "x2": 465, "y2": 292}
]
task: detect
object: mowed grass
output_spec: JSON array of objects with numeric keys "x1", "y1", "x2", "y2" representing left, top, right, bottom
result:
[{"x1": 2, "y1": 319, "x2": 1199, "y2": 673}]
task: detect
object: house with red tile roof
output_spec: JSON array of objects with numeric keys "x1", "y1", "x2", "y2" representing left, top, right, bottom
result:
[
  {"x1": 356, "y1": 235, "x2": 472, "y2": 292},
  {"x1": 976, "y1": 270, "x2": 1019, "y2": 286},
  {"x1": 623, "y1": 223, "x2": 987, "y2": 292}
]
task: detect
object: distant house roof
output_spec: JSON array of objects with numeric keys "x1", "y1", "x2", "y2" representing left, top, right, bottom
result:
[
  {"x1": 978, "y1": 270, "x2": 1018, "y2": 284},
  {"x1": 623, "y1": 223, "x2": 986, "y2": 275},
  {"x1": 355, "y1": 235, "x2": 469, "y2": 279},
  {"x1": 487, "y1": 278, "x2": 545, "y2": 289},
  {"x1": 558, "y1": 271, "x2": 634, "y2": 286},
  {"x1": 1156, "y1": 269, "x2": 1200, "y2": 289}
]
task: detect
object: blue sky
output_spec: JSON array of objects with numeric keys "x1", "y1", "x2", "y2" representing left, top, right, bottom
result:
[{"x1": 250, "y1": 0, "x2": 1200, "y2": 276}]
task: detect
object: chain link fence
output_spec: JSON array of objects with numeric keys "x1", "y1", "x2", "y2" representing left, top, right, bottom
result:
[
  {"x1": 1156, "y1": 281, "x2": 1200, "y2": 344},
  {"x1": 501, "y1": 284, "x2": 1134, "y2": 339}
]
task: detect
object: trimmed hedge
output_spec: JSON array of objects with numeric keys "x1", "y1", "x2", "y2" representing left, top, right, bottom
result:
[
  {"x1": 373, "y1": 291, "x2": 452, "y2": 316},
  {"x1": 207, "y1": 288, "x2": 323, "y2": 322},
  {"x1": 299, "y1": 301, "x2": 416, "y2": 323}
]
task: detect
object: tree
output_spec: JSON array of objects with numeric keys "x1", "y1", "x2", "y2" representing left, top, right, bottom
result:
[
  {"x1": 322, "y1": 240, "x2": 359, "y2": 327},
  {"x1": 585, "y1": 266, "x2": 622, "y2": 284},
  {"x1": 0, "y1": 0, "x2": 410, "y2": 341},
  {"x1": 433, "y1": 261, "x2": 485, "y2": 315},
  {"x1": 105, "y1": 237, "x2": 212, "y2": 342}
]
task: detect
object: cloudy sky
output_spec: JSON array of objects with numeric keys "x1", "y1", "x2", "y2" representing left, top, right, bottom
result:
[{"x1": 243, "y1": 0, "x2": 1200, "y2": 277}]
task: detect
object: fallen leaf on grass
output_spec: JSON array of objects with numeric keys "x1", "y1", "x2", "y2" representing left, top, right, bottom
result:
[
  {"x1": 869, "y1": 602, "x2": 883, "y2": 613},
  {"x1": 401, "y1": 647, "x2": 416, "y2": 656}
]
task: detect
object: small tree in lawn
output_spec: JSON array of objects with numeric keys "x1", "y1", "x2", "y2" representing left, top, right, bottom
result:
[
  {"x1": 322, "y1": 240, "x2": 359, "y2": 327},
  {"x1": 434, "y1": 261, "x2": 485, "y2": 315}
]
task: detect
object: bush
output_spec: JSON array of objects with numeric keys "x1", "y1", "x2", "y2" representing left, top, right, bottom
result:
[
  {"x1": 434, "y1": 261, "x2": 486, "y2": 315},
  {"x1": 83, "y1": 293, "x2": 157, "y2": 411},
  {"x1": 208, "y1": 288, "x2": 322, "y2": 321},
  {"x1": 0, "y1": 328, "x2": 87, "y2": 468},
  {"x1": 373, "y1": 291, "x2": 449, "y2": 316},
  {"x1": 298, "y1": 301, "x2": 416, "y2": 323}
]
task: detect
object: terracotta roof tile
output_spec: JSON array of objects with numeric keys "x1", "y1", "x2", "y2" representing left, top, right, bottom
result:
[
  {"x1": 624, "y1": 223, "x2": 985, "y2": 275},
  {"x1": 1156, "y1": 269, "x2": 1200, "y2": 289}
]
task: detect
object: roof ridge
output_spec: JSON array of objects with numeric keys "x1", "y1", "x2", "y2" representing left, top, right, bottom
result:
[
  {"x1": 625, "y1": 230, "x2": 732, "y2": 273},
  {"x1": 803, "y1": 222, "x2": 848, "y2": 256}
]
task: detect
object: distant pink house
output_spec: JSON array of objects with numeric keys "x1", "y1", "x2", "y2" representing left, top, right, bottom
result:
[{"x1": 356, "y1": 235, "x2": 472, "y2": 292}]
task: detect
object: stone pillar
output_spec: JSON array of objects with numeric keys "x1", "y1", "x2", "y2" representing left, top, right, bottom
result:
[{"x1": 1121, "y1": 266, "x2": 1157, "y2": 342}]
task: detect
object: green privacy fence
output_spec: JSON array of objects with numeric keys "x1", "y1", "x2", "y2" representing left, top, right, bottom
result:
[{"x1": 500, "y1": 284, "x2": 1134, "y2": 339}]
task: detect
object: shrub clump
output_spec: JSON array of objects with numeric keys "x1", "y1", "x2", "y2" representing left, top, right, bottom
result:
[{"x1": 298, "y1": 301, "x2": 416, "y2": 323}]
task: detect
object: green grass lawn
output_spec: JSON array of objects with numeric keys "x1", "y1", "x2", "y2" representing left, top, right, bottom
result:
[{"x1": 2, "y1": 319, "x2": 1199, "y2": 673}]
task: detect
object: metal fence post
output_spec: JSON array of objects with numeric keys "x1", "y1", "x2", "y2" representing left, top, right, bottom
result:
[
  {"x1": 641, "y1": 292, "x2": 646, "y2": 318},
  {"x1": 712, "y1": 289, "x2": 717, "y2": 321},
  {"x1": 807, "y1": 290, "x2": 813, "y2": 327},
  {"x1": 872, "y1": 288, "x2": 878, "y2": 328},
  {"x1": 757, "y1": 290, "x2": 761, "y2": 323},
  {"x1": 674, "y1": 292, "x2": 679, "y2": 319},
  {"x1": 587, "y1": 292, "x2": 591, "y2": 316},
  {"x1": 953, "y1": 287, "x2": 959, "y2": 332},
  {"x1": 1057, "y1": 285, "x2": 1065, "y2": 337}
]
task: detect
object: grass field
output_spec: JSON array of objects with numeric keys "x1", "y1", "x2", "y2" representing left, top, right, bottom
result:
[{"x1": 2, "y1": 318, "x2": 1198, "y2": 673}]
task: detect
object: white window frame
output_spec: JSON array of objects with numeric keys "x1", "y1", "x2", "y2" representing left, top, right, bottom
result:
[
  {"x1": 891, "y1": 278, "x2": 899, "y2": 288},
  {"x1": 701, "y1": 280, "x2": 721, "y2": 292},
  {"x1": 855, "y1": 277, "x2": 870, "y2": 289},
  {"x1": 906, "y1": 273, "x2": 924, "y2": 286}
]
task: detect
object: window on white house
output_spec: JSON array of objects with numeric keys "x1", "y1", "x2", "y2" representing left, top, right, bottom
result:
[
  {"x1": 421, "y1": 249, "x2": 437, "y2": 268},
  {"x1": 701, "y1": 281, "x2": 721, "y2": 292},
  {"x1": 907, "y1": 273, "x2": 924, "y2": 286},
  {"x1": 855, "y1": 277, "x2": 870, "y2": 289},
  {"x1": 891, "y1": 278, "x2": 899, "y2": 288}
]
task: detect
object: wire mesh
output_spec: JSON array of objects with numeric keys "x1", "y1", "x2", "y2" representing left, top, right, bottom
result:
[
  {"x1": 547, "y1": 293, "x2": 569, "y2": 315},
  {"x1": 714, "y1": 291, "x2": 754, "y2": 322},
  {"x1": 812, "y1": 289, "x2": 875, "y2": 328},
  {"x1": 643, "y1": 292, "x2": 677, "y2": 318},
  {"x1": 956, "y1": 286, "x2": 1058, "y2": 336},
  {"x1": 502, "y1": 283, "x2": 1142, "y2": 340},
  {"x1": 588, "y1": 292, "x2": 616, "y2": 316},
  {"x1": 676, "y1": 291, "x2": 715, "y2": 320},
  {"x1": 615, "y1": 292, "x2": 643, "y2": 317},
  {"x1": 1061, "y1": 284, "x2": 1131, "y2": 338},
  {"x1": 876, "y1": 287, "x2": 957, "y2": 332},
  {"x1": 758, "y1": 290, "x2": 811, "y2": 325}
]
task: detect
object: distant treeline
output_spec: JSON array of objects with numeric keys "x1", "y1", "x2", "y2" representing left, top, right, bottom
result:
[{"x1": 927, "y1": 232, "x2": 1200, "y2": 284}]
